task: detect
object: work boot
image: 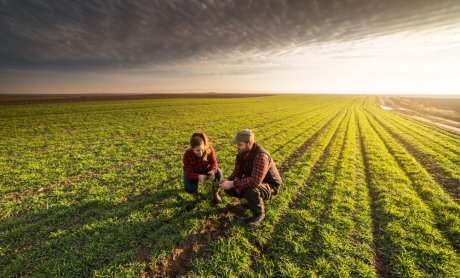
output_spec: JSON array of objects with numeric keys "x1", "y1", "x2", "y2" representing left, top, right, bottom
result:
[
  {"x1": 248, "y1": 213, "x2": 265, "y2": 227},
  {"x1": 212, "y1": 187, "x2": 222, "y2": 204}
]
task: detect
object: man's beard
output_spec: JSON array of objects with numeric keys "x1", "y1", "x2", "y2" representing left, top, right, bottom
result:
[{"x1": 238, "y1": 148, "x2": 250, "y2": 155}]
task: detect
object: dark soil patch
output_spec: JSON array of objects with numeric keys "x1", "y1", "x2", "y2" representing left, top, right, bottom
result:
[{"x1": 143, "y1": 201, "x2": 246, "y2": 277}]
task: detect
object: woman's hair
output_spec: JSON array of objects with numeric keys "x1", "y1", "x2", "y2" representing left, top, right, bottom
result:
[{"x1": 189, "y1": 132, "x2": 211, "y2": 161}]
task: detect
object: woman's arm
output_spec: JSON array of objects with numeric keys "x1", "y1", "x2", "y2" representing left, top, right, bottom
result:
[
  {"x1": 183, "y1": 150, "x2": 199, "y2": 180},
  {"x1": 208, "y1": 146, "x2": 218, "y2": 174}
]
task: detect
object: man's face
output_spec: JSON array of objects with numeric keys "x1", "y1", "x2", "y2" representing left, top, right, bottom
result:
[{"x1": 236, "y1": 141, "x2": 251, "y2": 155}]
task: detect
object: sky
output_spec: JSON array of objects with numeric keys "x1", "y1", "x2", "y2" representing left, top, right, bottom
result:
[{"x1": 1, "y1": 0, "x2": 460, "y2": 95}]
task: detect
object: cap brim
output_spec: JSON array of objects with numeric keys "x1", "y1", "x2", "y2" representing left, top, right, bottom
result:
[{"x1": 230, "y1": 138, "x2": 239, "y2": 144}]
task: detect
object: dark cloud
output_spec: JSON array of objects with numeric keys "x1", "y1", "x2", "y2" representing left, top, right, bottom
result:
[{"x1": 1, "y1": 0, "x2": 459, "y2": 71}]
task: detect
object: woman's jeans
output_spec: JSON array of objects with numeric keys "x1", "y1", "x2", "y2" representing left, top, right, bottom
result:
[{"x1": 183, "y1": 168, "x2": 223, "y2": 194}]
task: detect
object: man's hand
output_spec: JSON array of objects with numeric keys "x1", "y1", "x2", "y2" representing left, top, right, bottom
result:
[
  {"x1": 219, "y1": 180, "x2": 234, "y2": 190},
  {"x1": 198, "y1": 174, "x2": 207, "y2": 183},
  {"x1": 208, "y1": 171, "x2": 216, "y2": 181}
]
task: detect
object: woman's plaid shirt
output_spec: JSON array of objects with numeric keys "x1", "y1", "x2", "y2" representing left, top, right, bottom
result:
[{"x1": 183, "y1": 146, "x2": 218, "y2": 181}]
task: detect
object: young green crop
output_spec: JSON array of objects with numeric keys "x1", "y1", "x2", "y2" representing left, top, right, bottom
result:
[
  {"x1": 363, "y1": 110, "x2": 460, "y2": 252},
  {"x1": 1, "y1": 95, "x2": 459, "y2": 277},
  {"x1": 357, "y1": 107, "x2": 459, "y2": 277}
]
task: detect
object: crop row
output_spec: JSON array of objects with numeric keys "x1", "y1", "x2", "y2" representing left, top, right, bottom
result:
[
  {"x1": 0, "y1": 96, "x2": 352, "y2": 276},
  {"x1": 357, "y1": 104, "x2": 459, "y2": 277}
]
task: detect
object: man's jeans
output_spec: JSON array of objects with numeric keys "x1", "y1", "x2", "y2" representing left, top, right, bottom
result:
[
  {"x1": 183, "y1": 168, "x2": 223, "y2": 193},
  {"x1": 224, "y1": 183, "x2": 274, "y2": 215}
]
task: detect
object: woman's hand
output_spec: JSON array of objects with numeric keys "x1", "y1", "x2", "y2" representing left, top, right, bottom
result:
[{"x1": 198, "y1": 175, "x2": 207, "y2": 183}]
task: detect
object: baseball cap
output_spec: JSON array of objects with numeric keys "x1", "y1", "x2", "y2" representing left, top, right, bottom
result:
[{"x1": 231, "y1": 129, "x2": 255, "y2": 144}]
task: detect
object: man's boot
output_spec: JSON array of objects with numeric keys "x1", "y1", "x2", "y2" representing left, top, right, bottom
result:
[
  {"x1": 212, "y1": 184, "x2": 222, "y2": 204},
  {"x1": 245, "y1": 190, "x2": 265, "y2": 227}
]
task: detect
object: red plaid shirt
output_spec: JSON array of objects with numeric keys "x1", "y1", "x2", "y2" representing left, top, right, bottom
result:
[
  {"x1": 227, "y1": 152, "x2": 270, "y2": 192},
  {"x1": 183, "y1": 146, "x2": 218, "y2": 181}
]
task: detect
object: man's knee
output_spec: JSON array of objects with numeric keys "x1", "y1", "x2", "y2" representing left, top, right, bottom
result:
[
  {"x1": 259, "y1": 183, "x2": 274, "y2": 200},
  {"x1": 243, "y1": 187, "x2": 264, "y2": 215},
  {"x1": 224, "y1": 187, "x2": 241, "y2": 198},
  {"x1": 243, "y1": 187, "x2": 261, "y2": 200}
]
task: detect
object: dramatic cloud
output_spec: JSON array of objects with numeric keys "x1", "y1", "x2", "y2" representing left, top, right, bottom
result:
[
  {"x1": 1, "y1": 0, "x2": 459, "y2": 94},
  {"x1": 1, "y1": 0, "x2": 459, "y2": 71}
]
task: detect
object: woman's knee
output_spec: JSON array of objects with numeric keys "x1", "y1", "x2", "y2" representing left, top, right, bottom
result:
[
  {"x1": 183, "y1": 172, "x2": 198, "y2": 193},
  {"x1": 184, "y1": 182, "x2": 198, "y2": 193}
]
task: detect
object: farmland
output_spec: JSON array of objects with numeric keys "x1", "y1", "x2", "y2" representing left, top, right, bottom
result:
[
  {"x1": 378, "y1": 97, "x2": 460, "y2": 134},
  {"x1": 0, "y1": 95, "x2": 459, "y2": 277}
]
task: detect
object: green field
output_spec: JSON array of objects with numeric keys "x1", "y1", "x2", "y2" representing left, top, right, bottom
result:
[{"x1": 1, "y1": 95, "x2": 459, "y2": 277}]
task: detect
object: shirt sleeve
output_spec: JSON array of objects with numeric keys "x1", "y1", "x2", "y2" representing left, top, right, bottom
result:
[
  {"x1": 208, "y1": 146, "x2": 218, "y2": 174},
  {"x1": 234, "y1": 153, "x2": 270, "y2": 191},
  {"x1": 227, "y1": 156, "x2": 241, "y2": 181},
  {"x1": 183, "y1": 151, "x2": 199, "y2": 181}
]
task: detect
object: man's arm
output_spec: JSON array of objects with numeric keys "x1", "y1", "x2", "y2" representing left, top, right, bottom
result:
[
  {"x1": 226, "y1": 157, "x2": 241, "y2": 181},
  {"x1": 233, "y1": 153, "x2": 270, "y2": 191}
]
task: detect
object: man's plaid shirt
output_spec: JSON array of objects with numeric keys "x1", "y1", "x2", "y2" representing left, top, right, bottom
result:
[
  {"x1": 227, "y1": 151, "x2": 270, "y2": 192},
  {"x1": 183, "y1": 146, "x2": 218, "y2": 181}
]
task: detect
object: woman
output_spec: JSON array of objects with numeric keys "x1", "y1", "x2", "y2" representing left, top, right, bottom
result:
[{"x1": 183, "y1": 132, "x2": 223, "y2": 203}]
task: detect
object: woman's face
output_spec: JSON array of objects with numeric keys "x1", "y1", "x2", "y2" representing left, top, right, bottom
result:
[{"x1": 192, "y1": 144, "x2": 205, "y2": 157}]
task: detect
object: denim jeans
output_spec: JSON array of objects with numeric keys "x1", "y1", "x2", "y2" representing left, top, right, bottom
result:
[{"x1": 183, "y1": 168, "x2": 223, "y2": 193}]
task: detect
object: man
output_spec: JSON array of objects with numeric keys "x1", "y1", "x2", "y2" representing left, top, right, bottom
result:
[{"x1": 219, "y1": 129, "x2": 282, "y2": 227}]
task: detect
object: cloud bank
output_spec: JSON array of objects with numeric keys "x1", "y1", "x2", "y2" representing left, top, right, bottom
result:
[{"x1": 1, "y1": 0, "x2": 459, "y2": 71}]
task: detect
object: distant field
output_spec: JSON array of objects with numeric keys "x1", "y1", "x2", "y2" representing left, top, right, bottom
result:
[
  {"x1": 382, "y1": 97, "x2": 460, "y2": 121},
  {"x1": 0, "y1": 93, "x2": 272, "y2": 105},
  {"x1": 1, "y1": 95, "x2": 459, "y2": 277}
]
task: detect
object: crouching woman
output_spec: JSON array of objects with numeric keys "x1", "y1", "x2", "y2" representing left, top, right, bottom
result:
[{"x1": 183, "y1": 132, "x2": 223, "y2": 203}]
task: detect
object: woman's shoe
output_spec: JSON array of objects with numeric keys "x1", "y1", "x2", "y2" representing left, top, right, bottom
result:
[{"x1": 212, "y1": 188, "x2": 222, "y2": 204}]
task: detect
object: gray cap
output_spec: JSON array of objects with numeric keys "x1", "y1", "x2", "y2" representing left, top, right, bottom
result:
[{"x1": 231, "y1": 129, "x2": 255, "y2": 144}]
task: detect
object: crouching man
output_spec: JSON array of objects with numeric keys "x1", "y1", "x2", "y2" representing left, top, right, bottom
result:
[{"x1": 219, "y1": 129, "x2": 282, "y2": 227}]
